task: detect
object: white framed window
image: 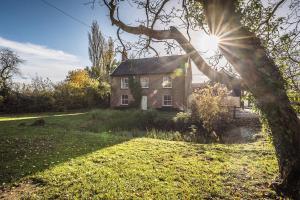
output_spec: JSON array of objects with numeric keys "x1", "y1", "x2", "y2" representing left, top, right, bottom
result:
[
  {"x1": 162, "y1": 95, "x2": 172, "y2": 106},
  {"x1": 162, "y1": 76, "x2": 172, "y2": 88},
  {"x1": 140, "y1": 77, "x2": 149, "y2": 88},
  {"x1": 121, "y1": 77, "x2": 129, "y2": 89},
  {"x1": 121, "y1": 94, "x2": 129, "y2": 105}
]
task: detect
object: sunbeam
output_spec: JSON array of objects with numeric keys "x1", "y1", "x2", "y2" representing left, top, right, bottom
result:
[{"x1": 204, "y1": 34, "x2": 220, "y2": 52}]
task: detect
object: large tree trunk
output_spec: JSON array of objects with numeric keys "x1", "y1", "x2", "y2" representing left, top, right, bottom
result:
[{"x1": 199, "y1": 0, "x2": 300, "y2": 198}]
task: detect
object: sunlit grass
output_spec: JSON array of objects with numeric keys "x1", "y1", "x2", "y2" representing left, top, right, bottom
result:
[
  {"x1": 0, "y1": 109, "x2": 279, "y2": 199},
  {"x1": 23, "y1": 139, "x2": 278, "y2": 199},
  {"x1": 0, "y1": 112, "x2": 86, "y2": 122}
]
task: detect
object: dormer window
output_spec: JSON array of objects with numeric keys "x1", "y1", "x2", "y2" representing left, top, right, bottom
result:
[
  {"x1": 162, "y1": 76, "x2": 172, "y2": 88},
  {"x1": 140, "y1": 77, "x2": 149, "y2": 88},
  {"x1": 121, "y1": 77, "x2": 129, "y2": 89}
]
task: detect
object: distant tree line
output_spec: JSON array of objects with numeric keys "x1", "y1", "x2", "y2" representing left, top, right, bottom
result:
[
  {"x1": 0, "y1": 69, "x2": 110, "y2": 113},
  {"x1": 0, "y1": 21, "x2": 117, "y2": 113}
]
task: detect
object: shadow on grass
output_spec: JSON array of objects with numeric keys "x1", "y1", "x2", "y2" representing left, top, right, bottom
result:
[{"x1": 0, "y1": 112, "x2": 131, "y2": 187}]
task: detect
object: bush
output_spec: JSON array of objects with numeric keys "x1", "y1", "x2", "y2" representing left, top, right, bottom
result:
[
  {"x1": 146, "y1": 129, "x2": 183, "y2": 141},
  {"x1": 173, "y1": 112, "x2": 192, "y2": 132},
  {"x1": 135, "y1": 109, "x2": 159, "y2": 129},
  {"x1": 191, "y1": 83, "x2": 233, "y2": 141},
  {"x1": 0, "y1": 72, "x2": 110, "y2": 113}
]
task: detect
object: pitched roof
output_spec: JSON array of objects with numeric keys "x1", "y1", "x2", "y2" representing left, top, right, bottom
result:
[{"x1": 111, "y1": 55, "x2": 188, "y2": 76}]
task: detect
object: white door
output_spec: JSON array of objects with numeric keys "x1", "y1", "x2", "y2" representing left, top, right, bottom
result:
[{"x1": 141, "y1": 96, "x2": 147, "y2": 110}]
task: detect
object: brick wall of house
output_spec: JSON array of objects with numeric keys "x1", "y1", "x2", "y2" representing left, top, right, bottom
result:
[{"x1": 110, "y1": 73, "x2": 187, "y2": 110}]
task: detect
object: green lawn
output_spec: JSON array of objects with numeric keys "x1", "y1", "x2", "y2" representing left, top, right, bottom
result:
[{"x1": 0, "y1": 109, "x2": 279, "y2": 199}]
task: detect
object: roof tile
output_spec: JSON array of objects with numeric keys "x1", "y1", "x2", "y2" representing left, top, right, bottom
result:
[{"x1": 111, "y1": 55, "x2": 188, "y2": 76}]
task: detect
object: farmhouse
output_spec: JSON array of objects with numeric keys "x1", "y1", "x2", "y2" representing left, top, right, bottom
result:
[{"x1": 110, "y1": 55, "x2": 192, "y2": 110}]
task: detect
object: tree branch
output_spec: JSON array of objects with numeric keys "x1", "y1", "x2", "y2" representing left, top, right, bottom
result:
[{"x1": 104, "y1": 0, "x2": 243, "y2": 89}]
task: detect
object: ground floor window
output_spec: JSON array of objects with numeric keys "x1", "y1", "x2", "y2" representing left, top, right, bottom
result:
[
  {"x1": 121, "y1": 94, "x2": 129, "y2": 105},
  {"x1": 162, "y1": 95, "x2": 172, "y2": 106}
]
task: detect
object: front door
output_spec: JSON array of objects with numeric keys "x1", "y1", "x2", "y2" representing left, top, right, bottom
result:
[{"x1": 141, "y1": 96, "x2": 147, "y2": 110}]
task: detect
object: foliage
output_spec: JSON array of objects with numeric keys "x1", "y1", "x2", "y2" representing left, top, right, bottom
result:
[
  {"x1": 191, "y1": 83, "x2": 233, "y2": 140},
  {"x1": 0, "y1": 69, "x2": 110, "y2": 114},
  {"x1": 87, "y1": 21, "x2": 117, "y2": 81},
  {"x1": 66, "y1": 69, "x2": 93, "y2": 88},
  {"x1": 0, "y1": 110, "x2": 278, "y2": 199},
  {"x1": 173, "y1": 112, "x2": 192, "y2": 132},
  {"x1": 128, "y1": 76, "x2": 142, "y2": 108},
  {"x1": 88, "y1": 109, "x2": 173, "y2": 132},
  {"x1": 0, "y1": 76, "x2": 55, "y2": 113},
  {"x1": 88, "y1": 20, "x2": 105, "y2": 73},
  {"x1": 146, "y1": 129, "x2": 183, "y2": 141},
  {"x1": 288, "y1": 91, "x2": 300, "y2": 114},
  {"x1": 54, "y1": 69, "x2": 110, "y2": 110}
]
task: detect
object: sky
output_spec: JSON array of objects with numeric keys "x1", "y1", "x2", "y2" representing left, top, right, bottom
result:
[
  {"x1": 0, "y1": 0, "x2": 288, "y2": 84},
  {"x1": 0, "y1": 0, "x2": 117, "y2": 82},
  {"x1": 0, "y1": 0, "x2": 216, "y2": 83}
]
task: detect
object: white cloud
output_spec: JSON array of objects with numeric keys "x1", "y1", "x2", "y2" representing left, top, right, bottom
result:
[{"x1": 0, "y1": 37, "x2": 85, "y2": 83}]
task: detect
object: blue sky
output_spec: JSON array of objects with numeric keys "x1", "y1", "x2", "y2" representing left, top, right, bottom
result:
[
  {"x1": 0, "y1": 0, "x2": 118, "y2": 82},
  {"x1": 0, "y1": 0, "x2": 211, "y2": 83}
]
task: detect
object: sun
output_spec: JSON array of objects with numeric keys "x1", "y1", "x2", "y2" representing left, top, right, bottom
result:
[
  {"x1": 192, "y1": 32, "x2": 221, "y2": 53},
  {"x1": 205, "y1": 34, "x2": 220, "y2": 51}
]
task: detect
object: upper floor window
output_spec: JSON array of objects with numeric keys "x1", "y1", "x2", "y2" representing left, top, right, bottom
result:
[
  {"x1": 121, "y1": 94, "x2": 129, "y2": 105},
  {"x1": 162, "y1": 95, "x2": 172, "y2": 106},
  {"x1": 162, "y1": 76, "x2": 172, "y2": 88},
  {"x1": 140, "y1": 77, "x2": 149, "y2": 88},
  {"x1": 121, "y1": 77, "x2": 129, "y2": 89}
]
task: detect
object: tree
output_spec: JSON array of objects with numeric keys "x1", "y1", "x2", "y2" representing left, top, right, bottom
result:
[
  {"x1": 88, "y1": 21, "x2": 117, "y2": 81},
  {"x1": 102, "y1": 37, "x2": 117, "y2": 79},
  {"x1": 55, "y1": 69, "x2": 110, "y2": 109},
  {"x1": 66, "y1": 69, "x2": 92, "y2": 88},
  {"x1": 102, "y1": 0, "x2": 300, "y2": 198},
  {"x1": 88, "y1": 21, "x2": 105, "y2": 76},
  {"x1": 0, "y1": 48, "x2": 22, "y2": 98},
  {"x1": 191, "y1": 83, "x2": 232, "y2": 141}
]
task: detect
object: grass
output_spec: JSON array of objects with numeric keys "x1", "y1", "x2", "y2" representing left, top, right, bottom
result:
[
  {"x1": 0, "y1": 109, "x2": 279, "y2": 199},
  {"x1": 0, "y1": 110, "x2": 129, "y2": 185}
]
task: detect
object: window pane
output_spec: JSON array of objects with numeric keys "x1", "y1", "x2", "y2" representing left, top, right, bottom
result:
[
  {"x1": 162, "y1": 76, "x2": 172, "y2": 88},
  {"x1": 121, "y1": 95, "x2": 128, "y2": 105},
  {"x1": 163, "y1": 95, "x2": 172, "y2": 106},
  {"x1": 121, "y1": 77, "x2": 129, "y2": 89},
  {"x1": 140, "y1": 77, "x2": 149, "y2": 88}
]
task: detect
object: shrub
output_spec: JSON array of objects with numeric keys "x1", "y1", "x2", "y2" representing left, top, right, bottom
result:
[
  {"x1": 146, "y1": 129, "x2": 183, "y2": 141},
  {"x1": 191, "y1": 83, "x2": 233, "y2": 141},
  {"x1": 173, "y1": 112, "x2": 192, "y2": 132},
  {"x1": 135, "y1": 109, "x2": 158, "y2": 129},
  {"x1": 0, "y1": 71, "x2": 111, "y2": 113}
]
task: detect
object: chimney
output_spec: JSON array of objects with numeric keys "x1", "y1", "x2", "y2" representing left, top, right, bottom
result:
[{"x1": 121, "y1": 48, "x2": 128, "y2": 61}]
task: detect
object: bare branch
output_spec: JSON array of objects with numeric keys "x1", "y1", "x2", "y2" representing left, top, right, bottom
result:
[
  {"x1": 257, "y1": 0, "x2": 287, "y2": 30},
  {"x1": 104, "y1": 0, "x2": 243, "y2": 89}
]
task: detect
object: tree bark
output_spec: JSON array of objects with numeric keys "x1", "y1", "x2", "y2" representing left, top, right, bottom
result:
[{"x1": 199, "y1": 0, "x2": 300, "y2": 198}]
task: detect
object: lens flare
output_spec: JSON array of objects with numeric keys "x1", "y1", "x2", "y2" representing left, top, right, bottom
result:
[{"x1": 205, "y1": 35, "x2": 220, "y2": 51}]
